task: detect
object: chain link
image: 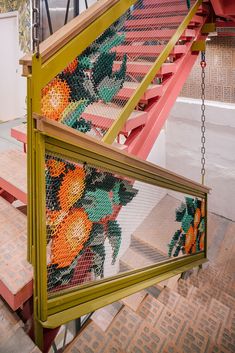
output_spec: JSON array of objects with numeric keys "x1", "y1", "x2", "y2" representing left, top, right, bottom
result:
[
  {"x1": 200, "y1": 51, "x2": 206, "y2": 184},
  {"x1": 32, "y1": 0, "x2": 40, "y2": 57}
]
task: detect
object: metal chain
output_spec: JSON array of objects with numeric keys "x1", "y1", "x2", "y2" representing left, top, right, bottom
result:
[
  {"x1": 200, "y1": 51, "x2": 206, "y2": 185},
  {"x1": 32, "y1": 0, "x2": 40, "y2": 57}
]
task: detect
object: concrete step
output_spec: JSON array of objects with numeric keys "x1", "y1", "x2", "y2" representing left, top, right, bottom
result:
[
  {"x1": 0, "y1": 197, "x2": 32, "y2": 310},
  {"x1": 131, "y1": 194, "x2": 181, "y2": 256},
  {"x1": 0, "y1": 149, "x2": 27, "y2": 204},
  {"x1": 91, "y1": 301, "x2": 123, "y2": 332},
  {"x1": 120, "y1": 246, "x2": 167, "y2": 273}
]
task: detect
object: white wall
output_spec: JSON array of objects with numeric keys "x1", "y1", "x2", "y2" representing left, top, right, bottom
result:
[
  {"x1": 166, "y1": 98, "x2": 235, "y2": 221},
  {"x1": 0, "y1": 12, "x2": 26, "y2": 121}
]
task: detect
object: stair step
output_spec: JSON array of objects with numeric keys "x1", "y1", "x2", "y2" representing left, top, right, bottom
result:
[
  {"x1": 157, "y1": 287, "x2": 181, "y2": 310},
  {"x1": 155, "y1": 306, "x2": 186, "y2": 342},
  {"x1": 143, "y1": 0, "x2": 186, "y2": 6},
  {"x1": 116, "y1": 81, "x2": 163, "y2": 101},
  {"x1": 120, "y1": 246, "x2": 167, "y2": 272},
  {"x1": 194, "y1": 310, "x2": 221, "y2": 341},
  {"x1": 125, "y1": 15, "x2": 203, "y2": 29},
  {"x1": 121, "y1": 291, "x2": 147, "y2": 312},
  {"x1": 114, "y1": 61, "x2": 176, "y2": 77},
  {"x1": 107, "y1": 306, "x2": 142, "y2": 350},
  {"x1": 176, "y1": 324, "x2": 209, "y2": 353},
  {"x1": 0, "y1": 149, "x2": 27, "y2": 204},
  {"x1": 0, "y1": 298, "x2": 40, "y2": 353},
  {"x1": 82, "y1": 102, "x2": 147, "y2": 132},
  {"x1": 91, "y1": 301, "x2": 123, "y2": 332},
  {"x1": 11, "y1": 123, "x2": 27, "y2": 145},
  {"x1": 132, "y1": 4, "x2": 188, "y2": 17},
  {"x1": 132, "y1": 194, "x2": 181, "y2": 256},
  {"x1": 130, "y1": 235, "x2": 168, "y2": 262},
  {"x1": 124, "y1": 28, "x2": 195, "y2": 41},
  {"x1": 115, "y1": 44, "x2": 187, "y2": 57},
  {"x1": 0, "y1": 197, "x2": 32, "y2": 310},
  {"x1": 136, "y1": 294, "x2": 165, "y2": 326}
]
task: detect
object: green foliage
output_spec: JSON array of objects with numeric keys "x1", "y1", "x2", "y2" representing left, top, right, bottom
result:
[
  {"x1": 90, "y1": 244, "x2": 106, "y2": 277},
  {"x1": 175, "y1": 202, "x2": 186, "y2": 222},
  {"x1": 107, "y1": 220, "x2": 122, "y2": 264},
  {"x1": 118, "y1": 180, "x2": 138, "y2": 206},
  {"x1": 168, "y1": 229, "x2": 181, "y2": 257},
  {"x1": 185, "y1": 197, "x2": 195, "y2": 216},
  {"x1": 181, "y1": 213, "x2": 193, "y2": 233}
]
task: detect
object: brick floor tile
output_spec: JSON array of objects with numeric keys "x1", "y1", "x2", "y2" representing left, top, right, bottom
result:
[
  {"x1": 177, "y1": 324, "x2": 209, "y2": 353},
  {"x1": 155, "y1": 307, "x2": 186, "y2": 343},
  {"x1": 137, "y1": 295, "x2": 164, "y2": 326},
  {"x1": 126, "y1": 321, "x2": 166, "y2": 353},
  {"x1": 174, "y1": 297, "x2": 200, "y2": 322},
  {"x1": 195, "y1": 311, "x2": 221, "y2": 341},
  {"x1": 107, "y1": 307, "x2": 142, "y2": 350},
  {"x1": 217, "y1": 326, "x2": 235, "y2": 352},
  {"x1": 209, "y1": 298, "x2": 230, "y2": 323},
  {"x1": 206, "y1": 341, "x2": 231, "y2": 353},
  {"x1": 218, "y1": 292, "x2": 235, "y2": 310},
  {"x1": 189, "y1": 287, "x2": 212, "y2": 308},
  {"x1": 162, "y1": 342, "x2": 182, "y2": 353},
  {"x1": 65, "y1": 321, "x2": 108, "y2": 353},
  {"x1": 157, "y1": 288, "x2": 180, "y2": 310},
  {"x1": 173, "y1": 278, "x2": 194, "y2": 299}
]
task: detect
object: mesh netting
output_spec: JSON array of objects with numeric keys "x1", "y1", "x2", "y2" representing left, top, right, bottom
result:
[
  {"x1": 41, "y1": 0, "x2": 196, "y2": 142},
  {"x1": 45, "y1": 151, "x2": 205, "y2": 294}
]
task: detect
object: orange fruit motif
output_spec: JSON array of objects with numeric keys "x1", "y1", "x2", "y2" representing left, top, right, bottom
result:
[
  {"x1": 201, "y1": 199, "x2": 205, "y2": 217},
  {"x1": 58, "y1": 167, "x2": 86, "y2": 211},
  {"x1": 185, "y1": 225, "x2": 196, "y2": 254},
  {"x1": 200, "y1": 232, "x2": 205, "y2": 251},
  {"x1": 63, "y1": 58, "x2": 78, "y2": 74},
  {"x1": 47, "y1": 159, "x2": 66, "y2": 177},
  {"x1": 41, "y1": 78, "x2": 70, "y2": 121},
  {"x1": 194, "y1": 208, "x2": 201, "y2": 228},
  {"x1": 51, "y1": 209, "x2": 92, "y2": 268}
]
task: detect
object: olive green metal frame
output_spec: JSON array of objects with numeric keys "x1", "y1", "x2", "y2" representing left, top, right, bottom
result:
[{"x1": 33, "y1": 127, "x2": 208, "y2": 348}]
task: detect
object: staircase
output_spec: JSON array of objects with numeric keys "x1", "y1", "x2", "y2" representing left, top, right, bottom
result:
[{"x1": 63, "y1": 212, "x2": 235, "y2": 353}]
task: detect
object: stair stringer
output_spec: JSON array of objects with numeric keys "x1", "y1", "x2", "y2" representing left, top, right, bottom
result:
[{"x1": 126, "y1": 34, "x2": 208, "y2": 160}]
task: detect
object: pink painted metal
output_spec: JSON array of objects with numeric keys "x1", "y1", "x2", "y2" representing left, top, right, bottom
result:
[
  {"x1": 114, "y1": 44, "x2": 187, "y2": 57},
  {"x1": 11, "y1": 124, "x2": 27, "y2": 152},
  {"x1": 113, "y1": 61, "x2": 176, "y2": 77},
  {"x1": 125, "y1": 14, "x2": 203, "y2": 29},
  {"x1": 210, "y1": 0, "x2": 235, "y2": 21},
  {"x1": 124, "y1": 29, "x2": 196, "y2": 41},
  {"x1": 116, "y1": 82, "x2": 163, "y2": 101},
  {"x1": 132, "y1": 4, "x2": 187, "y2": 17},
  {"x1": 126, "y1": 30, "x2": 208, "y2": 159}
]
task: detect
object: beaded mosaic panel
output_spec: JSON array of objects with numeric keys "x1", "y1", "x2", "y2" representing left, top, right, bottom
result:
[
  {"x1": 45, "y1": 152, "x2": 203, "y2": 294},
  {"x1": 168, "y1": 197, "x2": 206, "y2": 257},
  {"x1": 41, "y1": 0, "x2": 191, "y2": 140},
  {"x1": 46, "y1": 151, "x2": 139, "y2": 293}
]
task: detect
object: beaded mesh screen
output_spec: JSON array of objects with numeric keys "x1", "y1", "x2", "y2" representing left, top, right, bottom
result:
[
  {"x1": 41, "y1": 0, "x2": 192, "y2": 141},
  {"x1": 45, "y1": 151, "x2": 204, "y2": 294}
]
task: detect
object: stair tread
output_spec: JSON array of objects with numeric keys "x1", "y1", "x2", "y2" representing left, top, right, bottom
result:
[
  {"x1": 115, "y1": 44, "x2": 187, "y2": 56},
  {"x1": 132, "y1": 194, "x2": 181, "y2": 255},
  {"x1": 124, "y1": 28, "x2": 195, "y2": 41},
  {"x1": 0, "y1": 298, "x2": 40, "y2": 353},
  {"x1": 0, "y1": 197, "x2": 32, "y2": 310},
  {"x1": 132, "y1": 4, "x2": 188, "y2": 17},
  {"x1": 82, "y1": 102, "x2": 147, "y2": 132},
  {"x1": 120, "y1": 247, "x2": 167, "y2": 270},
  {"x1": 114, "y1": 61, "x2": 176, "y2": 76},
  {"x1": 11, "y1": 123, "x2": 27, "y2": 144},
  {"x1": 0, "y1": 149, "x2": 27, "y2": 204},
  {"x1": 117, "y1": 81, "x2": 162, "y2": 100},
  {"x1": 125, "y1": 15, "x2": 203, "y2": 28}
]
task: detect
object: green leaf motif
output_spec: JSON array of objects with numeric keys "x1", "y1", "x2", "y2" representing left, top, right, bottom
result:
[
  {"x1": 107, "y1": 220, "x2": 122, "y2": 264},
  {"x1": 83, "y1": 189, "x2": 113, "y2": 222},
  {"x1": 91, "y1": 244, "x2": 106, "y2": 277},
  {"x1": 175, "y1": 202, "x2": 186, "y2": 222},
  {"x1": 181, "y1": 213, "x2": 193, "y2": 233}
]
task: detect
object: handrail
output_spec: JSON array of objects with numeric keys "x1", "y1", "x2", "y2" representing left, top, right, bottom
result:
[
  {"x1": 102, "y1": 0, "x2": 204, "y2": 144},
  {"x1": 34, "y1": 113, "x2": 210, "y2": 197},
  {"x1": 20, "y1": 0, "x2": 119, "y2": 69}
]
